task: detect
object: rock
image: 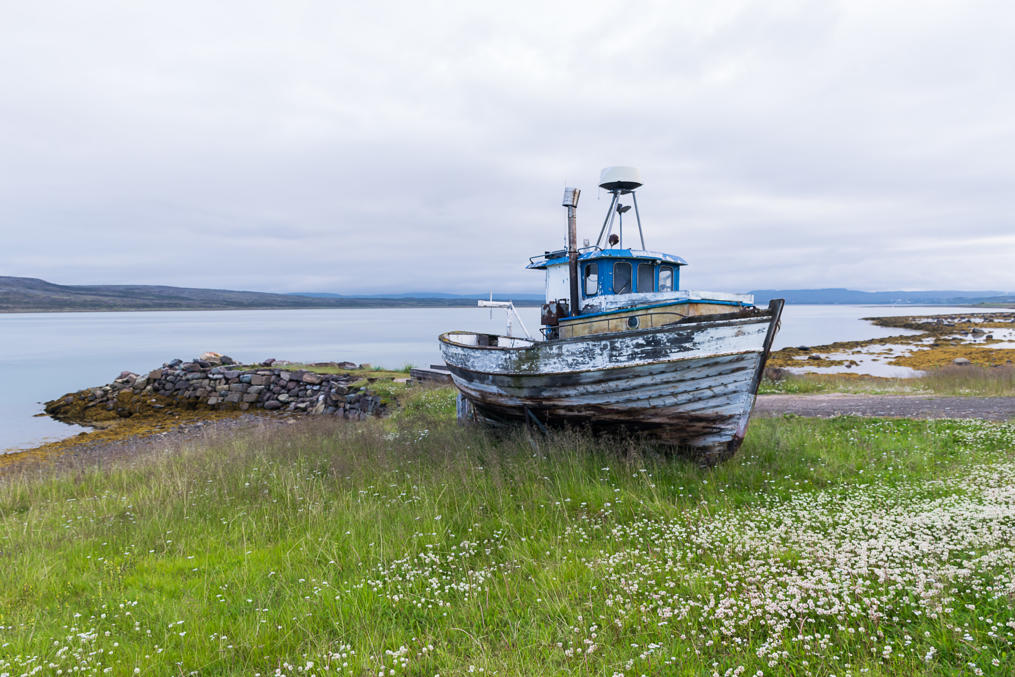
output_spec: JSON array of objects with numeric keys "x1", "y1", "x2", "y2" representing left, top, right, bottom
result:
[
  {"x1": 224, "y1": 392, "x2": 242, "y2": 403},
  {"x1": 220, "y1": 355, "x2": 236, "y2": 365},
  {"x1": 263, "y1": 400, "x2": 283, "y2": 410},
  {"x1": 221, "y1": 370, "x2": 239, "y2": 379},
  {"x1": 807, "y1": 354, "x2": 822, "y2": 361},
  {"x1": 199, "y1": 352, "x2": 224, "y2": 365},
  {"x1": 118, "y1": 371, "x2": 138, "y2": 380},
  {"x1": 247, "y1": 385, "x2": 265, "y2": 396},
  {"x1": 168, "y1": 358, "x2": 183, "y2": 367},
  {"x1": 250, "y1": 374, "x2": 271, "y2": 386},
  {"x1": 277, "y1": 393, "x2": 291, "y2": 403},
  {"x1": 301, "y1": 372, "x2": 323, "y2": 385},
  {"x1": 228, "y1": 383, "x2": 247, "y2": 392},
  {"x1": 239, "y1": 373, "x2": 253, "y2": 384},
  {"x1": 242, "y1": 392, "x2": 259, "y2": 403},
  {"x1": 953, "y1": 358, "x2": 972, "y2": 366},
  {"x1": 337, "y1": 361, "x2": 357, "y2": 369},
  {"x1": 261, "y1": 358, "x2": 276, "y2": 366},
  {"x1": 182, "y1": 362, "x2": 202, "y2": 372},
  {"x1": 207, "y1": 396, "x2": 220, "y2": 405}
]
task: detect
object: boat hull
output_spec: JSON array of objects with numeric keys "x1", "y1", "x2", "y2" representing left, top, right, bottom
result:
[{"x1": 439, "y1": 300, "x2": 784, "y2": 464}]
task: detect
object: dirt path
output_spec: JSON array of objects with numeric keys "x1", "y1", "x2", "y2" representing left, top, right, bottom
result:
[{"x1": 755, "y1": 394, "x2": 1015, "y2": 421}]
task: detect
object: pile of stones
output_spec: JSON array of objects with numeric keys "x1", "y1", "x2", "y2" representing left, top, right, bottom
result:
[{"x1": 61, "y1": 353, "x2": 384, "y2": 421}]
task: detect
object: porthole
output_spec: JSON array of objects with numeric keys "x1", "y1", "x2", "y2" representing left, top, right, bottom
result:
[{"x1": 627, "y1": 316, "x2": 640, "y2": 329}]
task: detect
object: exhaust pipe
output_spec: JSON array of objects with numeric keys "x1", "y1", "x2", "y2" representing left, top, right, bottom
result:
[{"x1": 562, "y1": 187, "x2": 581, "y2": 317}]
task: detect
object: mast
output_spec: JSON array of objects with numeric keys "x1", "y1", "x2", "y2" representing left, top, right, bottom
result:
[
  {"x1": 594, "y1": 166, "x2": 644, "y2": 249},
  {"x1": 562, "y1": 187, "x2": 581, "y2": 316}
]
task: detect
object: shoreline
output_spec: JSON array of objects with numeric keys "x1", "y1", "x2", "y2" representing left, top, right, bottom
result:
[
  {"x1": 0, "y1": 408, "x2": 269, "y2": 474},
  {"x1": 2, "y1": 301, "x2": 1005, "y2": 315},
  {"x1": 3, "y1": 356, "x2": 415, "y2": 473},
  {"x1": 7, "y1": 310, "x2": 1015, "y2": 472}
]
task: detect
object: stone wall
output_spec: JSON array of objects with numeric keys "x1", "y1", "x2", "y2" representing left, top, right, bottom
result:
[{"x1": 50, "y1": 353, "x2": 384, "y2": 422}]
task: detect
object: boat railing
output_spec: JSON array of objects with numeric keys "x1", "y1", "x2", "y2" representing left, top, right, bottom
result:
[
  {"x1": 527, "y1": 244, "x2": 602, "y2": 266},
  {"x1": 477, "y1": 299, "x2": 533, "y2": 339},
  {"x1": 441, "y1": 331, "x2": 536, "y2": 349}
]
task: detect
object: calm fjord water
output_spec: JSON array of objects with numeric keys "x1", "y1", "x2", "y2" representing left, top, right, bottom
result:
[{"x1": 0, "y1": 305, "x2": 985, "y2": 454}]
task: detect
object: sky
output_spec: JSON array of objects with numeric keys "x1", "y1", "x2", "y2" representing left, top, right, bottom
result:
[{"x1": 1, "y1": 0, "x2": 1013, "y2": 296}]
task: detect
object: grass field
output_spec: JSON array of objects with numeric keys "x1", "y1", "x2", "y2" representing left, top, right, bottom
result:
[{"x1": 3, "y1": 387, "x2": 1015, "y2": 675}]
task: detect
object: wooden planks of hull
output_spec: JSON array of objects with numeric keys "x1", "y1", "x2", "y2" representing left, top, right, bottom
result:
[{"x1": 439, "y1": 300, "x2": 784, "y2": 463}]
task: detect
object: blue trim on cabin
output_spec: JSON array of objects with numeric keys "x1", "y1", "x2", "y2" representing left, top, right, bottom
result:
[
  {"x1": 581, "y1": 259, "x2": 681, "y2": 298},
  {"x1": 561, "y1": 298, "x2": 749, "y2": 322},
  {"x1": 527, "y1": 248, "x2": 687, "y2": 270}
]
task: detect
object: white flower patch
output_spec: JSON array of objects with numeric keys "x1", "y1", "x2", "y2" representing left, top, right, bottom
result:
[{"x1": 575, "y1": 458, "x2": 1015, "y2": 671}]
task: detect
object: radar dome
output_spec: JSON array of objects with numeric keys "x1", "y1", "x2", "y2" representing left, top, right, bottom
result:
[{"x1": 598, "y1": 166, "x2": 642, "y2": 192}]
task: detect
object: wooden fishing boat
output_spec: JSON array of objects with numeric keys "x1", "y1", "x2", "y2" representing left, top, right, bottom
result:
[{"x1": 439, "y1": 167, "x2": 783, "y2": 465}]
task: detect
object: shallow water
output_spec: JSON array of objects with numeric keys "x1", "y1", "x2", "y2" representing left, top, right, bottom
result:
[{"x1": 0, "y1": 304, "x2": 993, "y2": 453}]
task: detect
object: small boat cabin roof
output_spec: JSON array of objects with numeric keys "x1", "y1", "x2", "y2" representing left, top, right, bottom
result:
[{"x1": 526, "y1": 248, "x2": 687, "y2": 270}]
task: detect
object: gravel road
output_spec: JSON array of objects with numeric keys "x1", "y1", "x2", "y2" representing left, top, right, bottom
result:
[{"x1": 755, "y1": 394, "x2": 1015, "y2": 421}]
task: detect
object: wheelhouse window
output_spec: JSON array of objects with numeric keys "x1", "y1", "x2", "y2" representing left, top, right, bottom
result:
[
  {"x1": 659, "y1": 266, "x2": 674, "y2": 292},
  {"x1": 637, "y1": 264, "x2": 655, "y2": 293},
  {"x1": 613, "y1": 262, "x2": 632, "y2": 294},
  {"x1": 583, "y1": 263, "x2": 598, "y2": 296}
]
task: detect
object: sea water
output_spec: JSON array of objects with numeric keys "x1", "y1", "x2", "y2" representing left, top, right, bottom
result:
[{"x1": 0, "y1": 305, "x2": 990, "y2": 453}]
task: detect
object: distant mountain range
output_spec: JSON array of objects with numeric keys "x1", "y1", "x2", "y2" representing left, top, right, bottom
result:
[
  {"x1": 0, "y1": 276, "x2": 541, "y2": 312},
  {"x1": 749, "y1": 288, "x2": 1015, "y2": 305},
  {"x1": 2, "y1": 276, "x2": 1013, "y2": 313},
  {"x1": 291, "y1": 291, "x2": 545, "y2": 301}
]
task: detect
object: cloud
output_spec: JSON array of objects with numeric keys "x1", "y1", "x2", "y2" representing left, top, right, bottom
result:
[{"x1": 1, "y1": 0, "x2": 1012, "y2": 294}]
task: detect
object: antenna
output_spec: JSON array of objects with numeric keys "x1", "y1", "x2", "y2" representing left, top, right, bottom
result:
[{"x1": 595, "y1": 167, "x2": 645, "y2": 249}]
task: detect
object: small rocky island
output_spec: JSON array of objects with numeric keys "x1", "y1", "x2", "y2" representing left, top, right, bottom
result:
[{"x1": 45, "y1": 352, "x2": 403, "y2": 429}]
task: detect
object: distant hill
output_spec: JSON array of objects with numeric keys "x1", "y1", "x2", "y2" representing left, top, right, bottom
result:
[
  {"x1": 7, "y1": 277, "x2": 1011, "y2": 313},
  {"x1": 292, "y1": 291, "x2": 545, "y2": 302},
  {"x1": 750, "y1": 288, "x2": 1015, "y2": 305},
  {"x1": 0, "y1": 276, "x2": 540, "y2": 313}
]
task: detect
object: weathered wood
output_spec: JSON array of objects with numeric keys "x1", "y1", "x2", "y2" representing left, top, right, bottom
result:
[
  {"x1": 440, "y1": 304, "x2": 783, "y2": 458},
  {"x1": 409, "y1": 367, "x2": 452, "y2": 384}
]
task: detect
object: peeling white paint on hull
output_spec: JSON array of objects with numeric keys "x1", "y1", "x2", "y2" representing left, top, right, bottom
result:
[{"x1": 439, "y1": 301, "x2": 784, "y2": 464}]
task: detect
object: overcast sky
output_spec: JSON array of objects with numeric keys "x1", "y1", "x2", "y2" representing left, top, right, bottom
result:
[{"x1": 2, "y1": 1, "x2": 1013, "y2": 295}]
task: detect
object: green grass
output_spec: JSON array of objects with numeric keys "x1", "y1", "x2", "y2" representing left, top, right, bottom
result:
[
  {"x1": 2, "y1": 391, "x2": 1015, "y2": 675},
  {"x1": 761, "y1": 365, "x2": 1015, "y2": 397}
]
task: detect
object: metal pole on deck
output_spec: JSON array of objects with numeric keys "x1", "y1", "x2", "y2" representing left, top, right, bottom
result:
[
  {"x1": 563, "y1": 187, "x2": 581, "y2": 317},
  {"x1": 595, "y1": 192, "x2": 618, "y2": 248},
  {"x1": 632, "y1": 191, "x2": 645, "y2": 249}
]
